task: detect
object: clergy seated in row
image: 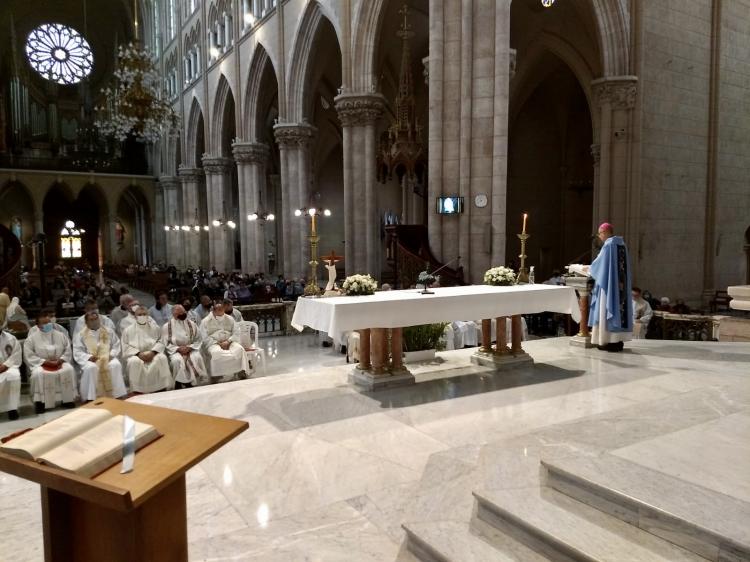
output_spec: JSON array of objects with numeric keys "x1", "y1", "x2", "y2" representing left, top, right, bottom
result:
[
  {"x1": 163, "y1": 304, "x2": 208, "y2": 389},
  {"x1": 149, "y1": 291, "x2": 173, "y2": 327},
  {"x1": 24, "y1": 309, "x2": 78, "y2": 414},
  {"x1": 109, "y1": 293, "x2": 136, "y2": 329},
  {"x1": 117, "y1": 299, "x2": 142, "y2": 335},
  {"x1": 631, "y1": 287, "x2": 653, "y2": 340},
  {"x1": 223, "y1": 298, "x2": 243, "y2": 322},
  {"x1": 122, "y1": 306, "x2": 172, "y2": 393},
  {"x1": 200, "y1": 301, "x2": 250, "y2": 382},
  {"x1": 71, "y1": 299, "x2": 116, "y2": 338},
  {"x1": 0, "y1": 327, "x2": 22, "y2": 420},
  {"x1": 73, "y1": 311, "x2": 128, "y2": 400},
  {"x1": 190, "y1": 294, "x2": 213, "y2": 324}
]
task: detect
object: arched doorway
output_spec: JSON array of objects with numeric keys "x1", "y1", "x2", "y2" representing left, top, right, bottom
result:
[
  {"x1": 117, "y1": 185, "x2": 151, "y2": 265},
  {"x1": 507, "y1": 0, "x2": 602, "y2": 282},
  {"x1": 43, "y1": 183, "x2": 107, "y2": 268}
]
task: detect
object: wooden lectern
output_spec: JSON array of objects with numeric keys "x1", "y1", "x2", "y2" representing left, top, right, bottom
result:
[{"x1": 0, "y1": 398, "x2": 248, "y2": 562}]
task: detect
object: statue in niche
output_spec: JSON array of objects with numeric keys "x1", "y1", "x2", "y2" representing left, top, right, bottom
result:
[{"x1": 10, "y1": 217, "x2": 22, "y2": 240}]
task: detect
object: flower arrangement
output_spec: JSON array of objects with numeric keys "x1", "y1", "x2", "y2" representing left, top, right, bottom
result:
[
  {"x1": 417, "y1": 270, "x2": 436, "y2": 287},
  {"x1": 342, "y1": 274, "x2": 378, "y2": 296},
  {"x1": 484, "y1": 266, "x2": 516, "y2": 286}
]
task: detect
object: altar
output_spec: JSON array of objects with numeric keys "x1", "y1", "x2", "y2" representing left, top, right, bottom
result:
[{"x1": 291, "y1": 285, "x2": 581, "y2": 389}]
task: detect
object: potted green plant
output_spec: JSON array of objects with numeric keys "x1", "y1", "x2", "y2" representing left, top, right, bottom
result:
[{"x1": 402, "y1": 322, "x2": 448, "y2": 363}]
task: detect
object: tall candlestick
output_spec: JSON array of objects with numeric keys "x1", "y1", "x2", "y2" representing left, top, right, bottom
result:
[{"x1": 522, "y1": 213, "x2": 528, "y2": 234}]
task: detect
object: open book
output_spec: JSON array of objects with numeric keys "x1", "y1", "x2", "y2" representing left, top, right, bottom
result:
[{"x1": 0, "y1": 408, "x2": 161, "y2": 478}]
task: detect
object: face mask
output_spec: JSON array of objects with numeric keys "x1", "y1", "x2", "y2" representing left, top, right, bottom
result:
[
  {"x1": 136, "y1": 316, "x2": 149, "y2": 325},
  {"x1": 177, "y1": 313, "x2": 187, "y2": 321},
  {"x1": 41, "y1": 323, "x2": 54, "y2": 333}
]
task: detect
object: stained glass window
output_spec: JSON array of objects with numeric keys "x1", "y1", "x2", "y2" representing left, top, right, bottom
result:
[
  {"x1": 26, "y1": 23, "x2": 93, "y2": 85},
  {"x1": 60, "y1": 220, "x2": 85, "y2": 259}
]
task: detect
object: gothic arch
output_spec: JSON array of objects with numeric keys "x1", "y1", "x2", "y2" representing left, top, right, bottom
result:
[
  {"x1": 243, "y1": 43, "x2": 279, "y2": 140},
  {"x1": 351, "y1": 0, "x2": 386, "y2": 93},
  {"x1": 286, "y1": 0, "x2": 342, "y2": 123},
  {"x1": 211, "y1": 74, "x2": 236, "y2": 155},
  {"x1": 510, "y1": 31, "x2": 598, "y2": 134},
  {"x1": 591, "y1": 0, "x2": 630, "y2": 76},
  {"x1": 185, "y1": 97, "x2": 205, "y2": 166}
]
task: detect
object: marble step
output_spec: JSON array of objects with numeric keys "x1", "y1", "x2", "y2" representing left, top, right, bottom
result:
[
  {"x1": 473, "y1": 487, "x2": 707, "y2": 562},
  {"x1": 542, "y1": 454, "x2": 750, "y2": 562},
  {"x1": 402, "y1": 520, "x2": 546, "y2": 562}
]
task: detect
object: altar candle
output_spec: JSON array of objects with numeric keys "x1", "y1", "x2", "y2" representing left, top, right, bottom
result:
[{"x1": 522, "y1": 213, "x2": 528, "y2": 234}]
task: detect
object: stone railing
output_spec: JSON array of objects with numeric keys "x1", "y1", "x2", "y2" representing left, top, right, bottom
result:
[{"x1": 648, "y1": 312, "x2": 720, "y2": 342}]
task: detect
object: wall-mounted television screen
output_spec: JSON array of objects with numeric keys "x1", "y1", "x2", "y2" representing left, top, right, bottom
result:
[{"x1": 436, "y1": 196, "x2": 463, "y2": 214}]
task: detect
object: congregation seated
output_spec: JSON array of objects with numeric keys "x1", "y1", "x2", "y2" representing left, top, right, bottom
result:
[
  {"x1": 0, "y1": 327, "x2": 22, "y2": 420},
  {"x1": 23, "y1": 309, "x2": 77, "y2": 414},
  {"x1": 200, "y1": 301, "x2": 250, "y2": 382},
  {"x1": 122, "y1": 306, "x2": 172, "y2": 393},
  {"x1": 162, "y1": 304, "x2": 208, "y2": 389},
  {"x1": 56, "y1": 288, "x2": 79, "y2": 317},
  {"x1": 73, "y1": 311, "x2": 128, "y2": 400}
]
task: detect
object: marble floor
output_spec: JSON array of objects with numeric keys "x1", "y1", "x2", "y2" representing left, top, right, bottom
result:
[{"x1": 0, "y1": 337, "x2": 748, "y2": 561}]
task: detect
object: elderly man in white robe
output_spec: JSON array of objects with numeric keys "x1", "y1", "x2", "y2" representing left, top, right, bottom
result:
[
  {"x1": 73, "y1": 311, "x2": 128, "y2": 400},
  {"x1": 71, "y1": 299, "x2": 116, "y2": 338},
  {"x1": 116, "y1": 299, "x2": 141, "y2": 335},
  {"x1": 163, "y1": 304, "x2": 208, "y2": 389},
  {"x1": 110, "y1": 293, "x2": 135, "y2": 328},
  {"x1": 24, "y1": 309, "x2": 78, "y2": 414},
  {"x1": 122, "y1": 306, "x2": 172, "y2": 393},
  {"x1": 0, "y1": 326, "x2": 22, "y2": 420},
  {"x1": 201, "y1": 301, "x2": 249, "y2": 382}
]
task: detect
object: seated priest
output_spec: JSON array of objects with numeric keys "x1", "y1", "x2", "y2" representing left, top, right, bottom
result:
[
  {"x1": 631, "y1": 286, "x2": 653, "y2": 339},
  {"x1": 222, "y1": 298, "x2": 243, "y2": 322},
  {"x1": 71, "y1": 299, "x2": 116, "y2": 338},
  {"x1": 24, "y1": 309, "x2": 78, "y2": 413},
  {"x1": 116, "y1": 299, "x2": 141, "y2": 335},
  {"x1": 163, "y1": 304, "x2": 208, "y2": 389},
  {"x1": 200, "y1": 301, "x2": 249, "y2": 382},
  {"x1": 73, "y1": 311, "x2": 128, "y2": 400},
  {"x1": 148, "y1": 291, "x2": 173, "y2": 327},
  {"x1": 109, "y1": 293, "x2": 135, "y2": 328},
  {"x1": 121, "y1": 306, "x2": 172, "y2": 393},
  {"x1": 589, "y1": 223, "x2": 633, "y2": 351},
  {"x1": 190, "y1": 294, "x2": 213, "y2": 324},
  {"x1": 0, "y1": 326, "x2": 22, "y2": 420}
]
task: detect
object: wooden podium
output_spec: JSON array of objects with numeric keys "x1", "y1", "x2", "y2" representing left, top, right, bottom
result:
[{"x1": 0, "y1": 398, "x2": 248, "y2": 562}]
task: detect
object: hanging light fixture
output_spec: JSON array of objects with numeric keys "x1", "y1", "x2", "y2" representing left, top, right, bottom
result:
[
  {"x1": 248, "y1": 211, "x2": 275, "y2": 222},
  {"x1": 541, "y1": 0, "x2": 556, "y2": 7},
  {"x1": 94, "y1": 0, "x2": 178, "y2": 143},
  {"x1": 212, "y1": 200, "x2": 237, "y2": 229}
]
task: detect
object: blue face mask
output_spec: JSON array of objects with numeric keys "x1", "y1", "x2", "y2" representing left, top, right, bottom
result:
[{"x1": 41, "y1": 323, "x2": 54, "y2": 333}]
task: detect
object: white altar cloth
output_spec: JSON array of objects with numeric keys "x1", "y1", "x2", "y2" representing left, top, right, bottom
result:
[{"x1": 291, "y1": 285, "x2": 581, "y2": 340}]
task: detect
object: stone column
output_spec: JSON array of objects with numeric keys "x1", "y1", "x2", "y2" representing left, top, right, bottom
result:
[
  {"x1": 591, "y1": 77, "x2": 638, "y2": 234},
  {"x1": 178, "y1": 167, "x2": 206, "y2": 268},
  {"x1": 202, "y1": 156, "x2": 234, "y2": 273},
  {"x1": 159, "y1": 176, "x2": 182, "y2": 267},
  {"x1": 334, "y1": 93, "x2": 384, "y2": 277},
  {"x1": 233, "y1": 141, "x2": 270, "y2": 274},
  {"x1": 273, "y1": 123, "x2": 316, "y2": 279}
]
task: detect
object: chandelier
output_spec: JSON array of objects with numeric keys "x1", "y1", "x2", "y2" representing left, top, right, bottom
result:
[
  {"x1": 94, "y1": 42, "x2": 178, "y2": 143},
  {"x1": 376, "y1": 5, "x2": 426, "y2": 187}
]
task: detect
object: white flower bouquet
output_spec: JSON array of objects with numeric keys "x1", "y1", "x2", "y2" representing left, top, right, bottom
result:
[
  {"x1": 484, "y1": 266, "x2": 516, "y2": 286},
  {"x1": 342, "y1": 274, "x2": 378, "y2": 296}
]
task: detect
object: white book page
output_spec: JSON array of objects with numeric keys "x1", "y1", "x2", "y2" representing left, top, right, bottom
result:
[
  {"x1": 0, "y1": 408, "x2": 113, "y2": 460},
  {"x1": 39, "y1": 416, "x2": 159, "y2": 477}
]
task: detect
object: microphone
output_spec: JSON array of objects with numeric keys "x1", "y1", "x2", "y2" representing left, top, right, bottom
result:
[{"x1": 430, "y1": 256, "x2": 461, "y2": 276}]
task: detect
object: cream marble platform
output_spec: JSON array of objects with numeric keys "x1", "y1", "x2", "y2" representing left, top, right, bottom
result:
[{"x1": 0, "y1": 338, "x2": 748, "y2": 561}]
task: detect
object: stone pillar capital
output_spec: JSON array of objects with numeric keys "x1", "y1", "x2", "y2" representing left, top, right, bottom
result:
[
  {"x1": 159, "y1": 175, "x2": 180, "y2": 190},
  {"x1": 232, "y1": 141, "x2": 270, "y2": 164},
  {"x1": 590, "y1": 144, "x2": 601, "y2": 164},
  {"x1": 591, "y1": 76, "x2": 638, "y2": 109},
  {"x1": 178, "y1": 166, "x2": 205, "y2": 183},
  {"x1": 201, "y1": 155, "x2": 234, "y2": 174},
  {"x1": 334, "y1": 93, "x2": 385, "y2": 126},
  {"x1": 273, "y1": 123, "x2": 317, "y2": 147}
]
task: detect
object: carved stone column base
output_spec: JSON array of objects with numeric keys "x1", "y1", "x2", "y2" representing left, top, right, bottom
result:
[
  {"x1": 348, "y1": 369, "x2": 416, "y2": 391},
  {"x1": 570, "y1": 335, "x2": 594, "y2": 348},
  {"x1": 470, "y1": 350, "x2": 534, "y2": 370}
]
